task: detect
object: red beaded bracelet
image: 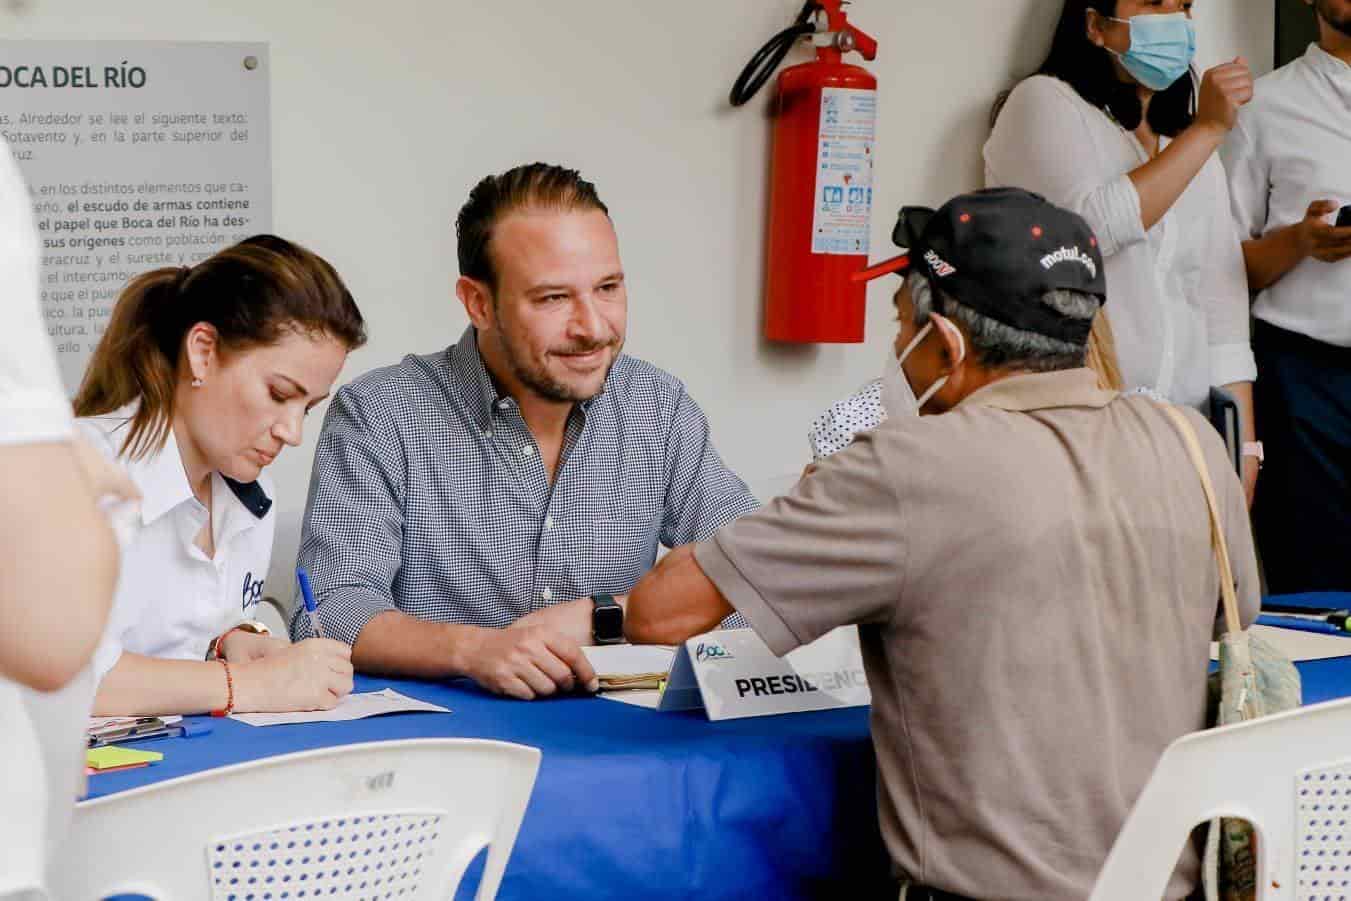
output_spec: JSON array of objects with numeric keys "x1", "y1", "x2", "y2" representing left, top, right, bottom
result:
[{"x1": 210, "y1": 659, "x2": 235, "y2": 717}]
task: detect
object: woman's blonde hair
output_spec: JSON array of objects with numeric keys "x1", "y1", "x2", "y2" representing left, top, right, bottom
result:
[{"x1": 1085, "y1": 309, "x2": 1124, "y2": 391}]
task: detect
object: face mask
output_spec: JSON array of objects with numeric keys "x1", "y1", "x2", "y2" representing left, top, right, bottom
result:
[
  {"x1": 1106, "y1": 12, "x2": 1196, "y2": 92},
  {"x1": 879, "y1": 343, "x2": 911, "y2": 419},
  {"x1": 884, "y1": 314, "x2": 966, "y2": 416}
]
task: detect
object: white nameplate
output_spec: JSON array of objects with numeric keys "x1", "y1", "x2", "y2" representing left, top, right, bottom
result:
[{"x1": 657, "y1": 626, "x2": 870, "y2": 720}]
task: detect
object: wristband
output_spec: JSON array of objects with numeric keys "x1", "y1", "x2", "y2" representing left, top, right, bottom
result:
[{"x1": 1242, "y1": 441, "x2": 1264, "y2": 467}]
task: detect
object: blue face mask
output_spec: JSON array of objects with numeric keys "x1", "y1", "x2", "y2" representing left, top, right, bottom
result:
[{"x1": 1107, "y1": 12, "x2": 1197, "y2": 91}]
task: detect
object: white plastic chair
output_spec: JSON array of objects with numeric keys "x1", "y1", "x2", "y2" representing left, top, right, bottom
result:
[
  {"x1": 1089, "y1": 696, "x2": 1351, "y2": 900},
  {"x1": 55, "y1": 738, "x2": 541, "y2": 901}
]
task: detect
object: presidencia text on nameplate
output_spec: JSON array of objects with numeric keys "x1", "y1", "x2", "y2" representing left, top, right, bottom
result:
[{"x1": 0, "y1": 42, "x2": 272, "y2": 392}]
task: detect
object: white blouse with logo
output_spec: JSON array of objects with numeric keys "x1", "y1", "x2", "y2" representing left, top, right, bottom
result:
[{"x1": 78, "y1": 409, "x2": 276, "y2": 683}]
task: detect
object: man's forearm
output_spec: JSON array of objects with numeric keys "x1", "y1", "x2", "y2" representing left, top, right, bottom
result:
[
  {"x1": 1241, "y1": 227, "x2": 1305, "y2": 293},
  {"x1": 351, "y1": 610, "x2": 484, "y2": 679},
  {"x1": 626, "y1": 544, "x2": 731, "y2": 646}
]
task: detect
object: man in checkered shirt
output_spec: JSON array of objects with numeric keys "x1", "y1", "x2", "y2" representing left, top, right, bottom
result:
[{"x1": 292, "y1": 163, "x2": 758, "y2": 699}]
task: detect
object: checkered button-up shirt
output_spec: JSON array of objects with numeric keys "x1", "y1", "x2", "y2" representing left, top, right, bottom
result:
[{"x1": 292, "y1": 326, "x2": 758, "y2": 643}]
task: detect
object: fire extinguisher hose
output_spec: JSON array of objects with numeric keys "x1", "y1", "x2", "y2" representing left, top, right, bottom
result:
[{"x1": 728, "y1": 1, "x2": 819, "y2": 107}]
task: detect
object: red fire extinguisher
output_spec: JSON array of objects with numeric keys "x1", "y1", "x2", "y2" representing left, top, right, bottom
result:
[{"x1": 731, "y1": 1, "x2": 879, "y2": 344}]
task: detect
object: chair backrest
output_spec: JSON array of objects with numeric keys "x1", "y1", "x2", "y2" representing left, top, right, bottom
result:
[
  {"x1": 1088, "y1": 696, "x2": 1351, "y2": 900},
  {"x1": 55, "y1": 738, "x2": 541, "y2": 901}
]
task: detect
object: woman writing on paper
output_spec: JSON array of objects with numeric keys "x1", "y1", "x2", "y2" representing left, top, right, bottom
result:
[
  {"x1": 985, "y1": 0, "x2": 1261, "y2": 503},
  {"x1": 75, "y1": 235, "x2": 365, "y2": 716}
]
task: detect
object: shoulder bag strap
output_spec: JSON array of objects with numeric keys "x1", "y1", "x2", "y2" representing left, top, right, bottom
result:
[{"x1": 1158, "y1": 404, "x2": 1242, "y2": 637}]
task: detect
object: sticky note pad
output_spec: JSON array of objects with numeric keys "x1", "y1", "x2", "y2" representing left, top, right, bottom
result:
[{"x1": 86, "y1": 746, "x2": 163, "y2": 771}]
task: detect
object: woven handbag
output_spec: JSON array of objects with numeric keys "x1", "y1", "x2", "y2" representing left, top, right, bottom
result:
[{"x1": 1159, "y1": 404, "x2": 1301, "y2": 901}]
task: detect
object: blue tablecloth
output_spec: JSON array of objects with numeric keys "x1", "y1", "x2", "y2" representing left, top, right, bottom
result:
[
  {"x1": 89, "y1": 674, "x2": 891, "y2": 901},
  {"x1": 87, "y1": 594, "x2": 1351, "y2": 900}
]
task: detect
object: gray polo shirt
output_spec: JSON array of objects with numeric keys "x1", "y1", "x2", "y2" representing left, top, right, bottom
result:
[{"x1": 695, "y1": 368, "x2": 1260, "y2": 900}]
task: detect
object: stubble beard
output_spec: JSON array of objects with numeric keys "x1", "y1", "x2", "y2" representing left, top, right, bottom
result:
[{"x1": 496, "y1": 327, "x2": 621, "y2": 403}]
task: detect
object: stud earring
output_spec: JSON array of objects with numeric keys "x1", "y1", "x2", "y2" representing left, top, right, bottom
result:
[{"x1": 191, "y1": 378, "x2": 204, "y2": 388}]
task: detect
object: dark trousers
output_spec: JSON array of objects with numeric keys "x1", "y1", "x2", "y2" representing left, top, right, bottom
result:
[{"x1": 1253, "y1": 320, "x2": 1351, "y2": 593}]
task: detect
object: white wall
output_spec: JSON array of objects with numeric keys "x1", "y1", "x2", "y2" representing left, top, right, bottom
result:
[{"x1": 5, "y1": 0, "x2": 1275, "y2": 603}]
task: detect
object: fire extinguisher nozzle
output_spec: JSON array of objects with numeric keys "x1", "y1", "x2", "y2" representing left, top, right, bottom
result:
[{"x1": 853, "y1": 255, "x2": 911, "y2": 284}]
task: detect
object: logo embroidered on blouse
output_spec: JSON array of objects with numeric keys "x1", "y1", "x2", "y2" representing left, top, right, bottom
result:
[{"x1": 241, "y1": 572, "x2": 265, "y2": 611}]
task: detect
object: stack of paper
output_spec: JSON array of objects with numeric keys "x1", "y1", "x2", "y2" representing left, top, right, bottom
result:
[{"x1": 583, "y1": 645, "x2": 675, "y2": 709}]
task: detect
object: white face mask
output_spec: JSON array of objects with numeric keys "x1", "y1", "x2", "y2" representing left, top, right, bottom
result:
[{"x1": 881, "y1": 315, "x2": 966, "y2": 416}]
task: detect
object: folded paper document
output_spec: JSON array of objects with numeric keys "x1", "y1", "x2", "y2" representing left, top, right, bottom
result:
[{"x1": 230, "y1": 688, "x2": 450, "y2": 727}]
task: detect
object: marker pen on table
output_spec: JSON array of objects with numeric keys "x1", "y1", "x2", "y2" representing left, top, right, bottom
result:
[
  {"x1": 1256, "y1": 613, "x2": 1348, "y2": 636},
  {"x1": 296, "y1": 567, "x2": 325, "y2": 639}
]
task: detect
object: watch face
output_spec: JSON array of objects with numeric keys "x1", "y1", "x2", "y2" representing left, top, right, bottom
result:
[{"x1": 593, "y1": 604, "x2": 624, "y2": 641}]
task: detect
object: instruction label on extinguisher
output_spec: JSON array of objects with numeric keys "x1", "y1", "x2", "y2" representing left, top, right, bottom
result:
[{"x1": 811, "y1": 87, "x2": 876, "y2": 255}]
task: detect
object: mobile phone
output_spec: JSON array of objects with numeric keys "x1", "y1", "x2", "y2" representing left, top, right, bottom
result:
[{"x1": 1337, "y1": 205, "x2": 1351, "y2": 228}]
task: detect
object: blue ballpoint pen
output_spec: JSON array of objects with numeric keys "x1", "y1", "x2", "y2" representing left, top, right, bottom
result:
[{"x1": 296, "y1": 567, "x2": 325, "y2": 639}]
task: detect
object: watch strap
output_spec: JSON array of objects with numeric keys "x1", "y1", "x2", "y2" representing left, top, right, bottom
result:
[{"x1": 591, "y1": 593, "x2": 624, "y2": 645}]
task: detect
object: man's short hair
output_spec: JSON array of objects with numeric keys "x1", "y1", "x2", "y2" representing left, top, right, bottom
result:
[
  {"x1": 455, "y1": 163, "x2": 610, "y2": 291},
  {"x1": 908, "y1": 271, "x2": 1097, "y2": 373}
]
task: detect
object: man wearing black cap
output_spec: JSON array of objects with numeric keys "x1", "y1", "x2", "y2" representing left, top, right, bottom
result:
[{"x1": 624, "y1": 188, "x2": 1260, "y2": 900}]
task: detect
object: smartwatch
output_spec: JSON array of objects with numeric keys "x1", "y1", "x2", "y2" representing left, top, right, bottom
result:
[{"x1": 591, "y1": 593, "x2": 625, "y2": 645}]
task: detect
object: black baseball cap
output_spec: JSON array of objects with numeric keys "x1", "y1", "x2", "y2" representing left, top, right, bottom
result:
[{"x1": 852, "y1": 187, "x2": 1107, "y2": 345}]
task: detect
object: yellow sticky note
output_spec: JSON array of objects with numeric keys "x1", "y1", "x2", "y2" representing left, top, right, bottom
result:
[{"x1": 86, "y1": 747, "x2": 163, "y2": 771}]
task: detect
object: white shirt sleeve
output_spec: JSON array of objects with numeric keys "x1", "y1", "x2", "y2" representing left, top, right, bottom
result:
[
  {"x1": 1200, "y1": 161, "x2": 1258, "y2": 387},
  {"x1": 1219, "y1": 114, "x2": 1270, "y2": 242},
  {"x1": 0, "y1": 140, "x2": 72, "y2": 446},
  {"x1": 984, "y1": 76, "x2": 1148, "y2": 258}
]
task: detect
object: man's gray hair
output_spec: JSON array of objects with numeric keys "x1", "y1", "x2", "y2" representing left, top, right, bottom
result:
[{"x1": 907, "y1": 272, "x2": 1098, "y2": 372}]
